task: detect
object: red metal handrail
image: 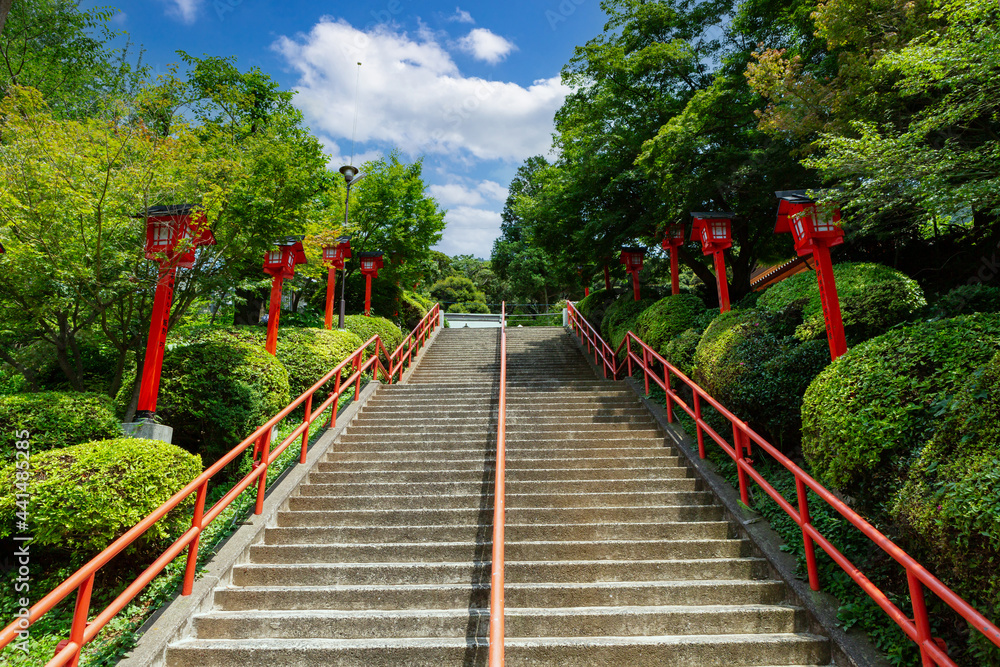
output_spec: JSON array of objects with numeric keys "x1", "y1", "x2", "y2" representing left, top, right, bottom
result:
[
  {"x1": 488, "y1": 301, "x2": 507, "y2": 666},
  {"x1": 387, "y1": 303, "x2": 442, "y2": 382},
  {"x1": 0, "y1": 305, "x2": 442, "y2": 667},
  {"x1": 565, "y1": 301, "x2": 616, "y2": 378},
  {"x1": 565, "y1": 301, "x2": 1000, "y2": 667}
]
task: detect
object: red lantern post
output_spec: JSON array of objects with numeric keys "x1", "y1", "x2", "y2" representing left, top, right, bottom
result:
[
  {"x1": 577, "y1": 266, "x2": 590, "y2": 297},
  {"x1": 136, "y1": 205, "x2": 216, "y2": 420},
  {"x1": 263, "y1": 237, "x2": 307, "y2": 355},
  {"x1": 775, "y1": 190, "x2": 847, "y2": 360},
  {"x1": 322, "y1": 236, "x2": 352, "y2": 330},
  {"x1": 358, "y1": 251, "x2": 384, "y2": 316},
  {"x1": 619, "y1": 247, "x2": 646, "y2": 301},
  {"x1": 661, "y1": 224, "x2": 686, "y2": 295},
  {"x1": 691, "y1": 213, "x2": 734, "y2": 313}
]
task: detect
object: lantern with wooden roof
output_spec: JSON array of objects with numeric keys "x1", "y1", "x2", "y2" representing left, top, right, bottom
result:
[
  {"x1": 619, "y1": 247, "x2": 646, "y2": 301},
  {"x1": 358, "y1": 251, "x2": 385, "y2": 316},
  {"x1": 691, "y1": 212, "x2": 735, "y2": 312},
  {"x1": 263, "y1": 236, "x2": 308, "y2": 354},
  {"x1": 321, "y1": 236, "x2": 352, "y2": 330},
  {"x1": 661, "y1": 224, "x2": 686, "y2": 295}
]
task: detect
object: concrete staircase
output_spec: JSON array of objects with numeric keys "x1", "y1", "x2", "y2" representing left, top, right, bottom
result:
[{"x1": 165, "y1": 326, "x2": 831, "y2": 666}]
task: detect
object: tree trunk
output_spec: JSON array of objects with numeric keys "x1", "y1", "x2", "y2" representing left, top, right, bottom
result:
[
  {"x1": 0, "y1": 349, "x2": 37, "y2": 391},
  {"x1": 233, "y1": 288, "x2": 266, "y2": 325},
  {"x1": 0, "y1": 0, "x2": 13, "y2": 38},
  {"x1": 678, "y1": 247, "x2": 722, "y2": 297}
]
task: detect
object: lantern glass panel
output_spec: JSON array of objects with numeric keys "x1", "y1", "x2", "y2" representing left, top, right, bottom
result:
[
  {"x1": 153, "y1": 222, "x2": 172, "y2": 245},
  {"x1": 362, "y1": 258, "x2": 374, "y2": 270},
  {"x1": 323, "y1": 247, "x2": 335, "y2": 260},
  {"x1": 710, "y1": 220, "x2": 728, "y2": 241},
  {"x1": 630, "y1": 254, "x2": 641, "y2": 267},
  {"x1": 701, "y1": 226, "x2": 711, "y2": 245},
  {"x1": 267, "y1": 250, "x2": 282, "y2": 264},
  {"x1": 792, "y1": 216, "x2": 807, "y2": 242},
  {"x1": 812, "y1": 207, "x2": 836, "y2": 233}
]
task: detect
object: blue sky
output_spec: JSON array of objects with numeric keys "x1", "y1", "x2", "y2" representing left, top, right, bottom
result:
[{"x1": 87, "y1": 0, "x2": 608, "y2": 258}]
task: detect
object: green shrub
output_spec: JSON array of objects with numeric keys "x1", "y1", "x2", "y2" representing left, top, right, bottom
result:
[
  {"x1": 601, "y1": 296, "x2": 657, "y2": 353},
  {"x1": 930, "y1": 284, "x2": 1000, "y2": 319},
  {"x1": 802, "y1": 313, "x2": 1000, "y2": 506},
  {"x1": 758, "y1": 262, "x2": 926, "y2": 343},
  {"x1": 17, "y1": 333, "x2": 120, "y2": 393},
  {"x1": 447, "y1": 301, "x2": 490, "y2": 314},
  {"x1": 0, "y1": 392, "x2": 121, "y2": 461},
  {"x1": 0, "y1": 437, "x2": 201, "y2": 554},
  {"x1": 661, "y1": 328, "x2": 703, "y2": 376},
  {"x1": 429, "y1": 275, "x2": 486, "y2": 308},
  {"x1": 891, "y1": 352, "x2": 1000, "y2": 663},
  {"x1": 400, "y1": 291, "x2": 436, "y2": 330},
  {"x1": 633, "y1": 294, "x2": 706, "y2": 356},
  {"x1": 575, "y1": 288, "x2": 616, "y2": 333},
  {"x1": 691, "y1": 309, "x2": 756, "y2": 396},
  {"x1": 0, "y1": 363, "x2": 27, "y2": 396},
  {"x1": 344, "y1": 315, "x2": 404, "y2": 355},
  {"x1": 157, "y1": 332, "x2": 290, "y2": 461},
  {"x1": 272, "y1": 328, "x2": 365, "y2": 400}
]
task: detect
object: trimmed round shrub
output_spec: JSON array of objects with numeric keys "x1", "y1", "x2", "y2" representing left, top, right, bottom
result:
[
  {"x1": 0, "y1": 437, "x2": 201, "y2": 554},
  {"x1": 0, "y1": 392, "x2": 121, "y2": 461},
  {"x1": 691, "y1": 309, "x2": 757, "y2": 396},
  {"x1": 601, "y1": 296, "x2": 658, "y2": 354},
  {"x1": 273, "y1": 328, "x2": 365, "y2": 400},
  {"x1": 447, "y1": 301, "x2": 490, "y2": 314},
  {"x1": 891, "y1": 352, "x2": 1000, "y2": 661},
  {"x1": 401, "y1": 291, "x2": 436, "y2": 330},
  {"x1": 758, "y1": 262, "x2": 926, "y2": 343},
  {"x1": 930, "y1": 284, "x2": 1000, "y2": 319},
  {"x1": 345, "y1": 315, "x2": 404, "y2": 355},
  {"x1": 633, "y1": 294, "x2": 706, "y2": 356},
  {"x1": 575, "y1": 288, "x2": 616, "y2": 333},
  {"x1": 802, "y1": 313, "x2": 1000, "y2": 505},
  {"x1": 157, "y1": 332, "x2": 290, "y2": 461}
]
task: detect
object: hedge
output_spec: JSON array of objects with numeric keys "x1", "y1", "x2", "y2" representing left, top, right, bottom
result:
[
  {"x1": 757, "y1": 262, "x2": 926, "y2": 343},
  {"x1": 401, "y1": 291, "x2": 436, "y2": 330},
  {"x1": 600, "y1": 296, "x2": 657, "y2": 354},
  {"x1": 930, "y1": 283, "x2": 1000, "y2": 319},
  {"x1": 0, "y1": 392, "x2": 122, "y2": 461},
  {"x1": 157, "y1": 331, "x2": 291, "y2": 462},
  {"x1": 344, "y1": 315, "x2": 404, "y2": 356},
  {"x1": 801, "y1": 313, "x2": 1000, "y2": 506},
  {"x1": 632, "y1": 294, "x2": 706, "y2": 357},
  {"x1": 574, "y1": 288, "x2": 616, "y2": 333},
  {"x1": 891, "y1": 351, "x2": 1000, "y2": 662},
  {"x1": 271, "y1": 328, "x2": 365, "y2": 401},
  {"x1": 0, "y1": 437, "x2": 201, "y2": 554}
]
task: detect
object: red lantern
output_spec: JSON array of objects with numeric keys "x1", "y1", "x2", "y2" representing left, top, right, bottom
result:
[
  {"x1": 661, "y1": 224, "x2": 686, "y2": 295},
  {"x1": 263, "y1": 237, "x2": 308, "y2": 354},
  {"x1": 322, "y1": 236, "x2": 352, "y2": 330},
  {"x1": 358, "y1": 251, "x2": 384, "y2": 316},
  {"x1": 136, "y1": 205, "x2": 217, "y2": 420},
  {"x1": 619, "y1": 247, "x2": 646, "y2": 301},
  {"x1": 775, "y1": 191, "x2": 847, "y2": 360},
  {"x1": 691, "y1": 212, "x2": 735, "y2": 313}
]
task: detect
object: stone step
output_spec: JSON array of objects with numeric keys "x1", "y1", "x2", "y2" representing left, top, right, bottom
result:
[
  {"x1": 297, "y1": 478, "x2": 698, "y2": 497},
  {"x1": 166, "y1": 632, "x2": 829, "y2": 666},
  {"x1": 231, "y1": 557, "x2": 768, "y2": 587},
  {"x1": 308, "y1": 465, "x2": 689, "y2": 484},
  {"x1": 321, "y1": 452, "x2": 682, "y2": 467}
]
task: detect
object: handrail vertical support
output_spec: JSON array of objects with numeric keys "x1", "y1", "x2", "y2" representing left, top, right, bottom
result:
[
  {"x1": 796, "y1": 477, "x2": 820, "y2": 592},
  {"x1": 694, "y1": 394, "x2": 705, "y2": 458},
  {"x1": 908, "y1": 571, "x2": 936, "y2": 667},
  {"x1": 664, "y1": 366, "x2": 674, "y2": 423},
  {"x1": 182, "y1": 481, "x2": 209, "y2": 595},
  {"x1": 254, "y1": 429, "x2": 272, "y2": 515},
  {"x1": 733, "y1": 425, "x2": 750, "y2": 506},
  {"x1": 66, "y1": 573, "x2": 95, "y2": 667},
  {"x1": 330, "y1": 371, "x2": 341, "y2": 428},
  {"x1": 300, "y1": 395, "x2": 313, "y2": 464}
]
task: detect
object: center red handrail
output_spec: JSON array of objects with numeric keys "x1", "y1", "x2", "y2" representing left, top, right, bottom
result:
[
  {"x1": 0, "y1": 305, "x2": 441, "y2": 667},
  {"x1": 488, "y1": 302, "x2": 507, "y2": 666},
  {"x1": 565, "y1": 301, "x2": 1000, "y2": 667},
  {"x1": 387, "y1": 303, "x2": 441, "y2": 382}
]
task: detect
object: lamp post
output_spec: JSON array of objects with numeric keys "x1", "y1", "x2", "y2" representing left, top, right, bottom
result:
[
  {"x1": 775, "y1": 190, "x2": 847, "y2": 360},
  {"x1": 339, "y1": 165, "x2": 366, "y2": 329},
  {"x1": 577, "y1": 265, "x2": 590, "y2": 297},
  {"x1": 619, "y1": 247, "x2": 646, "y2": 301},
  {"x1": 691, "y1": 212, "x2": 735, "y2": 313},
  {"x1": 136, "y1": 205, "x2": 216, "y2": 421},
  {"x1": 322, "y1": 236, "x2": 352, "y2": 330},
  {"x1": 262, "y1": 236, "x2": 307, "y2": 355},
  {"x1": 661, "y1": 224, "x2": 686, "y2": 296},
  {"x1": 357, "y1": 251, "x2": 384, "y2": 316}
]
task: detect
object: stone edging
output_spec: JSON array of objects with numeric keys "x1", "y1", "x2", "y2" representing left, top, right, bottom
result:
[
  {"x1": 565, "y1": 326, "x2": 889, "y2": 667},
  {"x1": 118, "y1": 380, "x2": 381, "y2": 667}
]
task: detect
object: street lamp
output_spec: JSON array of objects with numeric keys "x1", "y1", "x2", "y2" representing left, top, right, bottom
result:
[
  {"x1": 339, "y1": 165, "x2": 366, "y2": 329},
  {"x1": 262, "y1": 236, "x2": 307, "y2": 355},
  {"x1": 691, "y1": 212, "x2": 735, "y2": 313},
  {"x1": 775, "y1": 190, "x2": 847, "y2": 360},
  {"x1": 619, "y1": 247, "x2": 646, "y2": 301},
  {"x1": 661, "y1": 224, "x2": 686, "y2": 296},
  {"x1": 358, "y1": 251, "x2": 384, "y2": 316},
  {"x1": 136, "y1": 205, "x2": 216, "y2": 421},
  {"x1": 322, "y1": 235, "x2": 352, "y2": 330}
]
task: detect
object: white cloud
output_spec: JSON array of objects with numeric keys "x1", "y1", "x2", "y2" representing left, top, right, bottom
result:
[
  {"x1": 110, "y1": 11, "x2": 128, "y2": 26},
  {"x1": 434, "y1": 206, "x2": 502, "y2": 257},
  {"x1": 457, "y1": 28, "x2": 516, "y2": 64},
  {"x1": 273, "y1": 19, "x2": 566, "y2": 162},
  {"x1": 164, "y1": 0, "x2": 199, "y2": 23},
  {"x1": 429, "y1": 180, "x2": 508, "y2": 208},
  {"x1": 449, "y1": 8, "x2": 475, "y2": 24}
]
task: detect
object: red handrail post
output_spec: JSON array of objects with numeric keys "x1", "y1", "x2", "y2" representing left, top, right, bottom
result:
[
  {"x1": 489, "y1": 302, "x2": 507, "y2": 667},
  {"x1": 694, "y1": 393, "x2": 705, "y2": 459},
  {"x1": 733, "y1": 424, "x2": 750, "y2": 505},
  {"x1": 642, "y1": 346, "x2": 650, "y2": 396},
  {"x1": 254, "y1": 428, "x2": 272, "y2": 515},
  {"x1": 330, "y1": 371, "x2": 341, "y2": 428},
  {"x1": 626, "y1": 336, "x2": 633, "y2": 378},
  {"x1": 300, "y1": 394, "x2": 313, "y2": 464},
  {"x1": 664, "y1": 366, "x2": 674, "y2": 423},
  {"x1": 66, "y1": 573, "x2": 95, "y2": 667},
  {"x1": 796, "y1": 477, "x2": 821, "y2": 592},
  {"x1": 908, "y1": 571, "x2": 936, "y2": 667},
  {"x1": 181, "y1": 480, "x2": 209, "y2": 595}
]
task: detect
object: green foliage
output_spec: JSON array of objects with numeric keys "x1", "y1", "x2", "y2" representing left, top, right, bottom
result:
[
  {"x1": 757, "y1": 263, "x2": 926, "y2": 343},
  {"x1": 892, "y1": 352, "x2": 1000, "y2": 662},
  {"x1": 16, "y1": 333, "x2": 120, "y2": 394},
  {"x1": 0, "y1": 392, "x2": 121, "y2": 461},
  {"x1": 430, "y1": 276, "x2": 488, "y2": 310},
  {"x1": 344, "y1": 315, "x2": 404, "y2": 356},
  {"x1": 802, "y1": 313, "x2": 1000, "y2": 507},
  {"x1": 931, "y1": 284, "x2": 1000, "y2": 319},
  {"x1": 274, "y1": 328, "x2": 364, "y2": 401},
  {"x1": 0, "y1": 438, "x2": 201, "y2": 554},
  {"x1": 447, "y1": 301, "x2": 490, "y2": 314},
  {"x1": 633, "y1": 294, "x2": 705, "y2": 356},
  {"x1": 691, "y1": 310, "x2": 755, "y2": 396},
  {"x1": 157, "y1": 331, "x2": 290, "y2": 462},
  {"x1": 600, "y1": 296, "x2": 657, "y2": 353},
  {"x1": 574, "y1": 288, "x2": 615, "y2": 332},
  {"x1": 400, "y1": 291, "x2": 436, "y2": 331}
]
